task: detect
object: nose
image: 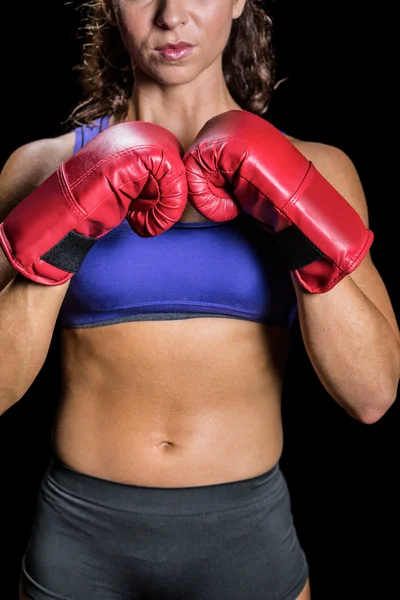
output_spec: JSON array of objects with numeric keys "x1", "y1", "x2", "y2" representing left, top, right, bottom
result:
[{"x1": 155, "y1": 0, "x2": 188, "y2": 29}]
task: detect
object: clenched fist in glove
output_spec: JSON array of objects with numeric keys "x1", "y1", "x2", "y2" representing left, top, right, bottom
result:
[
  {"x1": 183, "y1": 110, "x2": 373, "y2": 293},
  {"x1": 0, "y1": 121, "x2": 188, "y2": 285}
]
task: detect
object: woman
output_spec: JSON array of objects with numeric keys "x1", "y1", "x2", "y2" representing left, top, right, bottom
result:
[{"x1": 0, "y1": 1, "x2": 398, "y2": 599}]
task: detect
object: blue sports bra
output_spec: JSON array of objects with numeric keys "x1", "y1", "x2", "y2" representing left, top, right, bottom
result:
[{"x1": 57, "y1": 117, "x2": 297, "y2": 329}]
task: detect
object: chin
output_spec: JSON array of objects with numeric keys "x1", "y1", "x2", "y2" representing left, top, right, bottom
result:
[
  {"x1": 143, "y1": 57, "x2": 215, "y2": 88},
  {"x1": 152, "y1": 70, "x2": 204, "y2": 88},
  {"x1": 163, "y1": 72, "x2": 203, "y2": 86}
]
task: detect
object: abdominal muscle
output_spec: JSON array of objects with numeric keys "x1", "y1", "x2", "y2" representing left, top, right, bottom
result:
[{"x1": 51, "y1": 317, "x2": 291, "y2": 488}]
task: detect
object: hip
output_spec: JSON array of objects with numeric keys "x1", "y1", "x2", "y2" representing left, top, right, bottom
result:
[{"x1": 21, "y1": 454, "x2": 308, "y2": 600}]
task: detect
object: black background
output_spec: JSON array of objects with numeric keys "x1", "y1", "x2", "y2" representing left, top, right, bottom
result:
[{"x1": 0, "y1": 1, "x2": 398, "y2": 599}]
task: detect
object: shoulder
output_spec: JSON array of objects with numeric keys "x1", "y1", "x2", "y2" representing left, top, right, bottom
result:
[
  {"x1": 283, "y1": 134, "x2": 369, "y2": 227},
  {"x1": 1, "y1": 131, "x2": 77, "y2": 183},
  {"x1": 0, "y1": 131, "x2": 76, "y2": 222}
]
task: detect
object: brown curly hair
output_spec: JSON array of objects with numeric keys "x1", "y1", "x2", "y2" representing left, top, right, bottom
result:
[{"x1": 67, "y1": 0, "x2": 276, "y2": 127}]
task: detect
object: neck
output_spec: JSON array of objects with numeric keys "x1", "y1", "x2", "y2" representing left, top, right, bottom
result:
[{"x1": 124, "y1": 66, "x2": 242, "y2": 151}]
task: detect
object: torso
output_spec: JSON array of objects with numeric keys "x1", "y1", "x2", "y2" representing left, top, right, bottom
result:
[
  {"x1": 23, "y1": 125, "x2": 300, "y2": 488},
  {"x1": 53, "y1": 317, "x2": 290, "y2": 487}
]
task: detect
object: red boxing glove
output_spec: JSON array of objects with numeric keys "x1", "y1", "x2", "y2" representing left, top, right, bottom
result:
[
  {"x1": 183, "y1": 110, "x2": 373, "y2": 293},
  {"x1": 0, "y1": 121, "x2": 187, "y2": 286}
]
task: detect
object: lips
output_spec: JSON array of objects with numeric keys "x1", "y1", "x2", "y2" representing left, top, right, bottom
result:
[
  {"x1": 154, "y1": 42, "x2": 195, "y2": 62},
  {"x1": 155, "y1": 42, "x2": 194, "y2": 50}
]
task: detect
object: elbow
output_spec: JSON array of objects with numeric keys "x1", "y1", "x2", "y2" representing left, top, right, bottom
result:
[
  {"x1": 357, "y1": 407, "x2": 391, "y2": 425},
  {"x1": 351, "y1": 362, "x2": 400, "y2": 424},
  {"x1": 0, "y1": 382, "x2": 31, "y2": 417},
  {"x1": 329, "y1": 369, "x2": 399, "y2": 424},
  {"x1": 352, "y1": 386, "x2": 398, "y2": 425},
  {"x1": 0, "y1": 391, "x2": 21, "y2": 417}
]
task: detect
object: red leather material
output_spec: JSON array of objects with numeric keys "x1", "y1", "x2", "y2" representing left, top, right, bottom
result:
[
  {"x1": 0, "y1": 121, "x2": 188, "y2": 285},
  {"x1": 184, "y1": 110, "x2": 373, "y2": 293}
]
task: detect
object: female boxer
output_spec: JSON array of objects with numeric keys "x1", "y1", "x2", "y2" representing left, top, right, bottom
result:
[{"x1": 0, "y1": 1, "x2": 399, "y2": 599}]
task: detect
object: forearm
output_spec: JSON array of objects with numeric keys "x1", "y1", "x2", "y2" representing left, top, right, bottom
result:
[
  {"x1": 292, "y1": 274, "x2": 400, "y2": 423},
  {"x1": 0, "y1": 246, "x2": 17, "y2": 290},
  {"x1": 0, "y1": 263, "x2": 69, "y2": 415}
]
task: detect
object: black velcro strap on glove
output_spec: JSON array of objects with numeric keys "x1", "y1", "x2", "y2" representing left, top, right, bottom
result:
[
  {"x1": 274, "y1": 224, "x2": 325, "y2": 271},
  {"x1": 40, "y1": 230, "x2": 98, "y2": 274}
]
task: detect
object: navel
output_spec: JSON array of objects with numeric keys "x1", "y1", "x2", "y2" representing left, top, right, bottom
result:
[{"x1": 157, "y1": 441, "x2": 175, "y2": 448}]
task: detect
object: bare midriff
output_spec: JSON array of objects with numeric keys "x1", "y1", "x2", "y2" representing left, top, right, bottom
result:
[{"x1": 52, "y1": 317, "x2": 291, "y2": 488}]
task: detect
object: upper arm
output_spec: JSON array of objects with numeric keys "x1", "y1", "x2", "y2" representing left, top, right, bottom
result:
[
  {"x1": 292, "y1": 138, "x2": 400, "y2": 341},
  {"x1": 0, "y1": 132, "x2": 76, "y2": 222}
]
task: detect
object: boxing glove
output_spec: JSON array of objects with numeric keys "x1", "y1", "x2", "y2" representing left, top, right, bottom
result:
[
  {"x1": 183, "y1": 110, "x2": 373, "y2": 293},
  {"x1": 0, "y1": 121, "x2": 187, "y2": 286}
]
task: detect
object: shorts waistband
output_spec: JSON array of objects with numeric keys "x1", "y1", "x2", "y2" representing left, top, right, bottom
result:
[{"x1": 45, "y1": 454, "x2": 282, "y2": 515}]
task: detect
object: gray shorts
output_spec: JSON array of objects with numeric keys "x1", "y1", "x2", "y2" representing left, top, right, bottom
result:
[{"x1": 20, "y1": 455, "x2": 309, "y2": 600}]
